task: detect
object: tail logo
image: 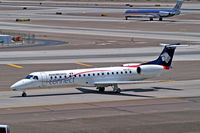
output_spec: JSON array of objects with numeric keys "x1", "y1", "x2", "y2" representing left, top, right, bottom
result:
[{"x1": 161, "y1": 52, "x2": 171, "y2": 63}]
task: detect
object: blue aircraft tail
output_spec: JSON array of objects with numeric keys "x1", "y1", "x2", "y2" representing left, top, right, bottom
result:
[
  {"x1": 173, "y1": 0, "x2": 184, "y2": 11},
  {"x1": 141, "y1": 43, "x2": 181, "y2": 68}
]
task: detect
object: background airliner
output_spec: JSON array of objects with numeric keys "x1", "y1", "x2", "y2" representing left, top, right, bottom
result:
[
  {"x1": 11, "y1": 43, "x2": 185, "y2": 97},
  {"x1": 124, "y1": 0, "x2": 184, "y2": 21}
]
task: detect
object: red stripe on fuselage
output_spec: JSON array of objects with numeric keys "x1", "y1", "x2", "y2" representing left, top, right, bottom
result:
[
  {"x1": 121, "y1": 65, "x2": 141, "y2": 68},
  {"x1": 73, "y1": 70, "x2": 111, "y2": 76},
  {"x1": 162, "y1": 65, "x2": 170, "y2": 70}
]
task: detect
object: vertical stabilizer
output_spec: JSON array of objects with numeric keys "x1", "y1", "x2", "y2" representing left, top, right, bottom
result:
[
  {"x1": 141, "y1": 43, "x2": 182, "y2": 68},
  {"x1": 173, "y1": 0, "x2": 184, "y2": 11}
]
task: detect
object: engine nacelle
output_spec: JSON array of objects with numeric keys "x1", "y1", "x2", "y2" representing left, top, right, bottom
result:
[
  {"x1": 121, "y1": 63, "x2": 140, "y2": 67},
  {"x1": 136, "y1": 65, "x2": 165, "y2": 76},
  {"x1": 159, "y1": 11, "x2": 175, "y2": 17}
]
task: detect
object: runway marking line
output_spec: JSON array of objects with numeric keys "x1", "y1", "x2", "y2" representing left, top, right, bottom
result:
[
  {"x1": 76, "y1": 62, "x2": 92, "y2": 67},
  {"x1": 1, "y1": 95, "x2": 200, "y2": 109},
  {"x1": 7, "y1": 64, "x2": 23, "y2": 68}
]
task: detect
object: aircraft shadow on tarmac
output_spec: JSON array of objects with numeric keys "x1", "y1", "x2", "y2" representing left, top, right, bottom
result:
[
  {"x1": 117, "y1": 86, "x2": 182, "y2": 93},
  {"x1": 76, "y1": 88, "x2": 153, "y2": 98},
  {"x1": 11, "y1": 87, "x2": 156, "y2": 98},
  {"x1": 11, "y1": 86, "x2": 182, "y2": 98},
  {"x1": 152, "y1": 87, "x2": 183, "y2": 91}
]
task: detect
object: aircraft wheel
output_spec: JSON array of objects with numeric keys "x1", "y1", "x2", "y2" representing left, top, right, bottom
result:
[
  {"x1": 150, "y1": 18, "x2": 153, "y2": 21},
  {"x1": 98, "y1": 87, "x2": 105, "y2": 92},
  {"x1": 114, "y1": 88, "x2": 121, "y2": 94},
  {"x1": 22, "y1": 92, "x2": 27, "y2": 97},
  {"x1": 125, "y1": 16, "x2": 128, "y2": 20},
  {"x1": 159, "y1": 18, "x2": 163, "y2": 21}
]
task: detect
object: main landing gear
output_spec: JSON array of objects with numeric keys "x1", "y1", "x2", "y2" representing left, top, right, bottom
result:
[
  {"x1": 22, "y1": 91, "x2": 27, "y2": 97},
  {"x1": 97, "y1": 87, "x2": 105, "y2": 92},
  {"x1": 159, "y1": 18, "x2": 163, "y2": 21},
  {"x1": 97, "y1": 84, "x2": 121, "y2": 94},
  {"x1": 113, "y1": 84, "x2": 121, "y2": 94}
]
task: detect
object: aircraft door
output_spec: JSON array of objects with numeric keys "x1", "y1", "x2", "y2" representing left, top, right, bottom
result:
[{"x1": 40, "y1": 72, "x2": 47, "y2": 87}]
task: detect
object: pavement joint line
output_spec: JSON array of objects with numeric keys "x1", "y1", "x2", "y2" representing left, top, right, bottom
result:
[
  {"x1": 1, "y1": 95, "x2": 200, "y2": 110},
  {"x1": 76, "y1": 62, "x2": 93, "y2": 67},
  {"x1": 7, "y1": 64, "x2": 23, "y2": 68}
]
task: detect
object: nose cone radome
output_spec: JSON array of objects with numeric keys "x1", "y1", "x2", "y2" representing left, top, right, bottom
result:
[{"x1": 11, "y1": 79, "x2": 33, "y2": 91}]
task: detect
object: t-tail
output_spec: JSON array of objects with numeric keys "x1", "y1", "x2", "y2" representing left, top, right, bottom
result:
[
  {"x1": 173, "y1": 0, "x2": 184, "y2": 11},
  {"x1": 141, "y1": 43, "x2": 187, "y2": 69}
]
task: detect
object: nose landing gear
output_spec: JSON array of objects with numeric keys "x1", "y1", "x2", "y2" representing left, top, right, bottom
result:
[{"x1": 22, "y1": 91, "x2": 27, "y2": 97}]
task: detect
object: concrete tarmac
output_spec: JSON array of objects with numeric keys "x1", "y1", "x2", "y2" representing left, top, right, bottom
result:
[
  {"x1": 1, "y1": 22, "x2": 200, "y2": 42},
  {"x1": 0, "y1": 79, "x2": 200, "y2": 108},
  {"x1": 0, "y1": 45, "x2": 199, "y2": 64},
  {"x1": 1, "y1": 97, "x2": 200, "y2": 133}
]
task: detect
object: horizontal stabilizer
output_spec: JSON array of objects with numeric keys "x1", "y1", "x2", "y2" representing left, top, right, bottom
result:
[{"x1": 95, "y1": 81, "x2": 157, "y2": 85}]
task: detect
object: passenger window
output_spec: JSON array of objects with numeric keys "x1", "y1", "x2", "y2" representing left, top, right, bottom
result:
[
  {"x1": 79, "y1": 74, "x2": 81, "y2": 77},
  {"x1": 129, "y1": 71, "x2": 132, "y2": 74},
  {"x1": 88, "y1": 74, "x2": 90, "y2": 76},
  {"x1": 116, "y1": 72, "x2": 119, "y2": 74},
  {"x1": 83, "y1": 74, "x2": 86, "y2": 77},
  {"x1": 55, "y1": 76, "x2": 57, "y2": 79},
  {"x1": 97, "y1": 73, "x2": 100, "y2": 76},
  {"x1": 74, "y1": 75, "x2": 76, "y2": 77},
  {"x1": 112, "y1": 72, "x2": 114, "y2": 75},
  {"x1": 64, "y1": 76, "x2": 67, "y2": 78},
  {"x1": 125, "y1": 71, "x2": 127, "y2": 74},
  {"x1": 93, "y1": 73, "x2": 95, "y2": 76},
  {"x1": 121, "y1": 72, "x2": 123, "y2": 74},
  {"x1": 107, "y1": 72, "x2": 109, "y2": 75},
  {"x1": 102, "y1": 73, "x2": 104, "y2": 75},
  {"x1": 60, "y1": 76, "x2": 62, "y2": 79},
  {"x1": 50, "y1": 76, "x2": 53, "y2": 80}
]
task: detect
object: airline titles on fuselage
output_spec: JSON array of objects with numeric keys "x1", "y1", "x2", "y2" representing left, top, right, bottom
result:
[{"x1": 48, "y1": 68, "x2": 133, "y2": 85}]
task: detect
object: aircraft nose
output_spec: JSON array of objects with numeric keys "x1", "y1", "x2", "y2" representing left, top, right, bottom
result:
[
  {"x1": 11, "y1": 79, "x2": 32, "y2": 91},
  {"x1": 11, "y1": 80, "x2": 25, "y2": 90}
]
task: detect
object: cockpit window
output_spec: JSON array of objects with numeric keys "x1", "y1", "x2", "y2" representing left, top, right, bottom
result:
[
  {"x1": 25, "y1": 75, "x2": 38, "y2": 80},
  {"x1": 25, "y1": 75, "x2": 33, "y2": 79},
  {"x1": 33, "y1": 76, "x2": 39, "y2": 80}
]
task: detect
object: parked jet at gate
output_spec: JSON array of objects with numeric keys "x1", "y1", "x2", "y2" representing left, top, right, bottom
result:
[
  {"x1": 124, "y1": 0, "x2": 184, "y2": 21},
  {"x1": 11, "y1": 43, "x2": 186, "y2": 97}
]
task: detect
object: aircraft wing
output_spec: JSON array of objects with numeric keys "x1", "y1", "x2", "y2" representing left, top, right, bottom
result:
[{"x1": 94, "y1": 81, "x2": 157, "y2": 85}]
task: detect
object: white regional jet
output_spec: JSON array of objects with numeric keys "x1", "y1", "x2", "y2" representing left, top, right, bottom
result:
[{"x1": 11, "y1": 43, "x2": 185, "y2": 97}]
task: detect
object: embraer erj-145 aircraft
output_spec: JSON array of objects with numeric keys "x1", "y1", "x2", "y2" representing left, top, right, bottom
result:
[
  {"x1": 124, "y1": 0, "x2": 184, "y2": 21},
  {"x1": 11, "y1": 43, "x2": 185, "y2": 97}
]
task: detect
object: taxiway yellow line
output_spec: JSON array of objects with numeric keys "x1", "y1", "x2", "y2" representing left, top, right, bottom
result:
[
  {"x1": 76, "y1": 62, "x2": 92, "y2": 67},
  {"x1": 7, "y1": 64, "x2": 23, "y2": 68}
]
